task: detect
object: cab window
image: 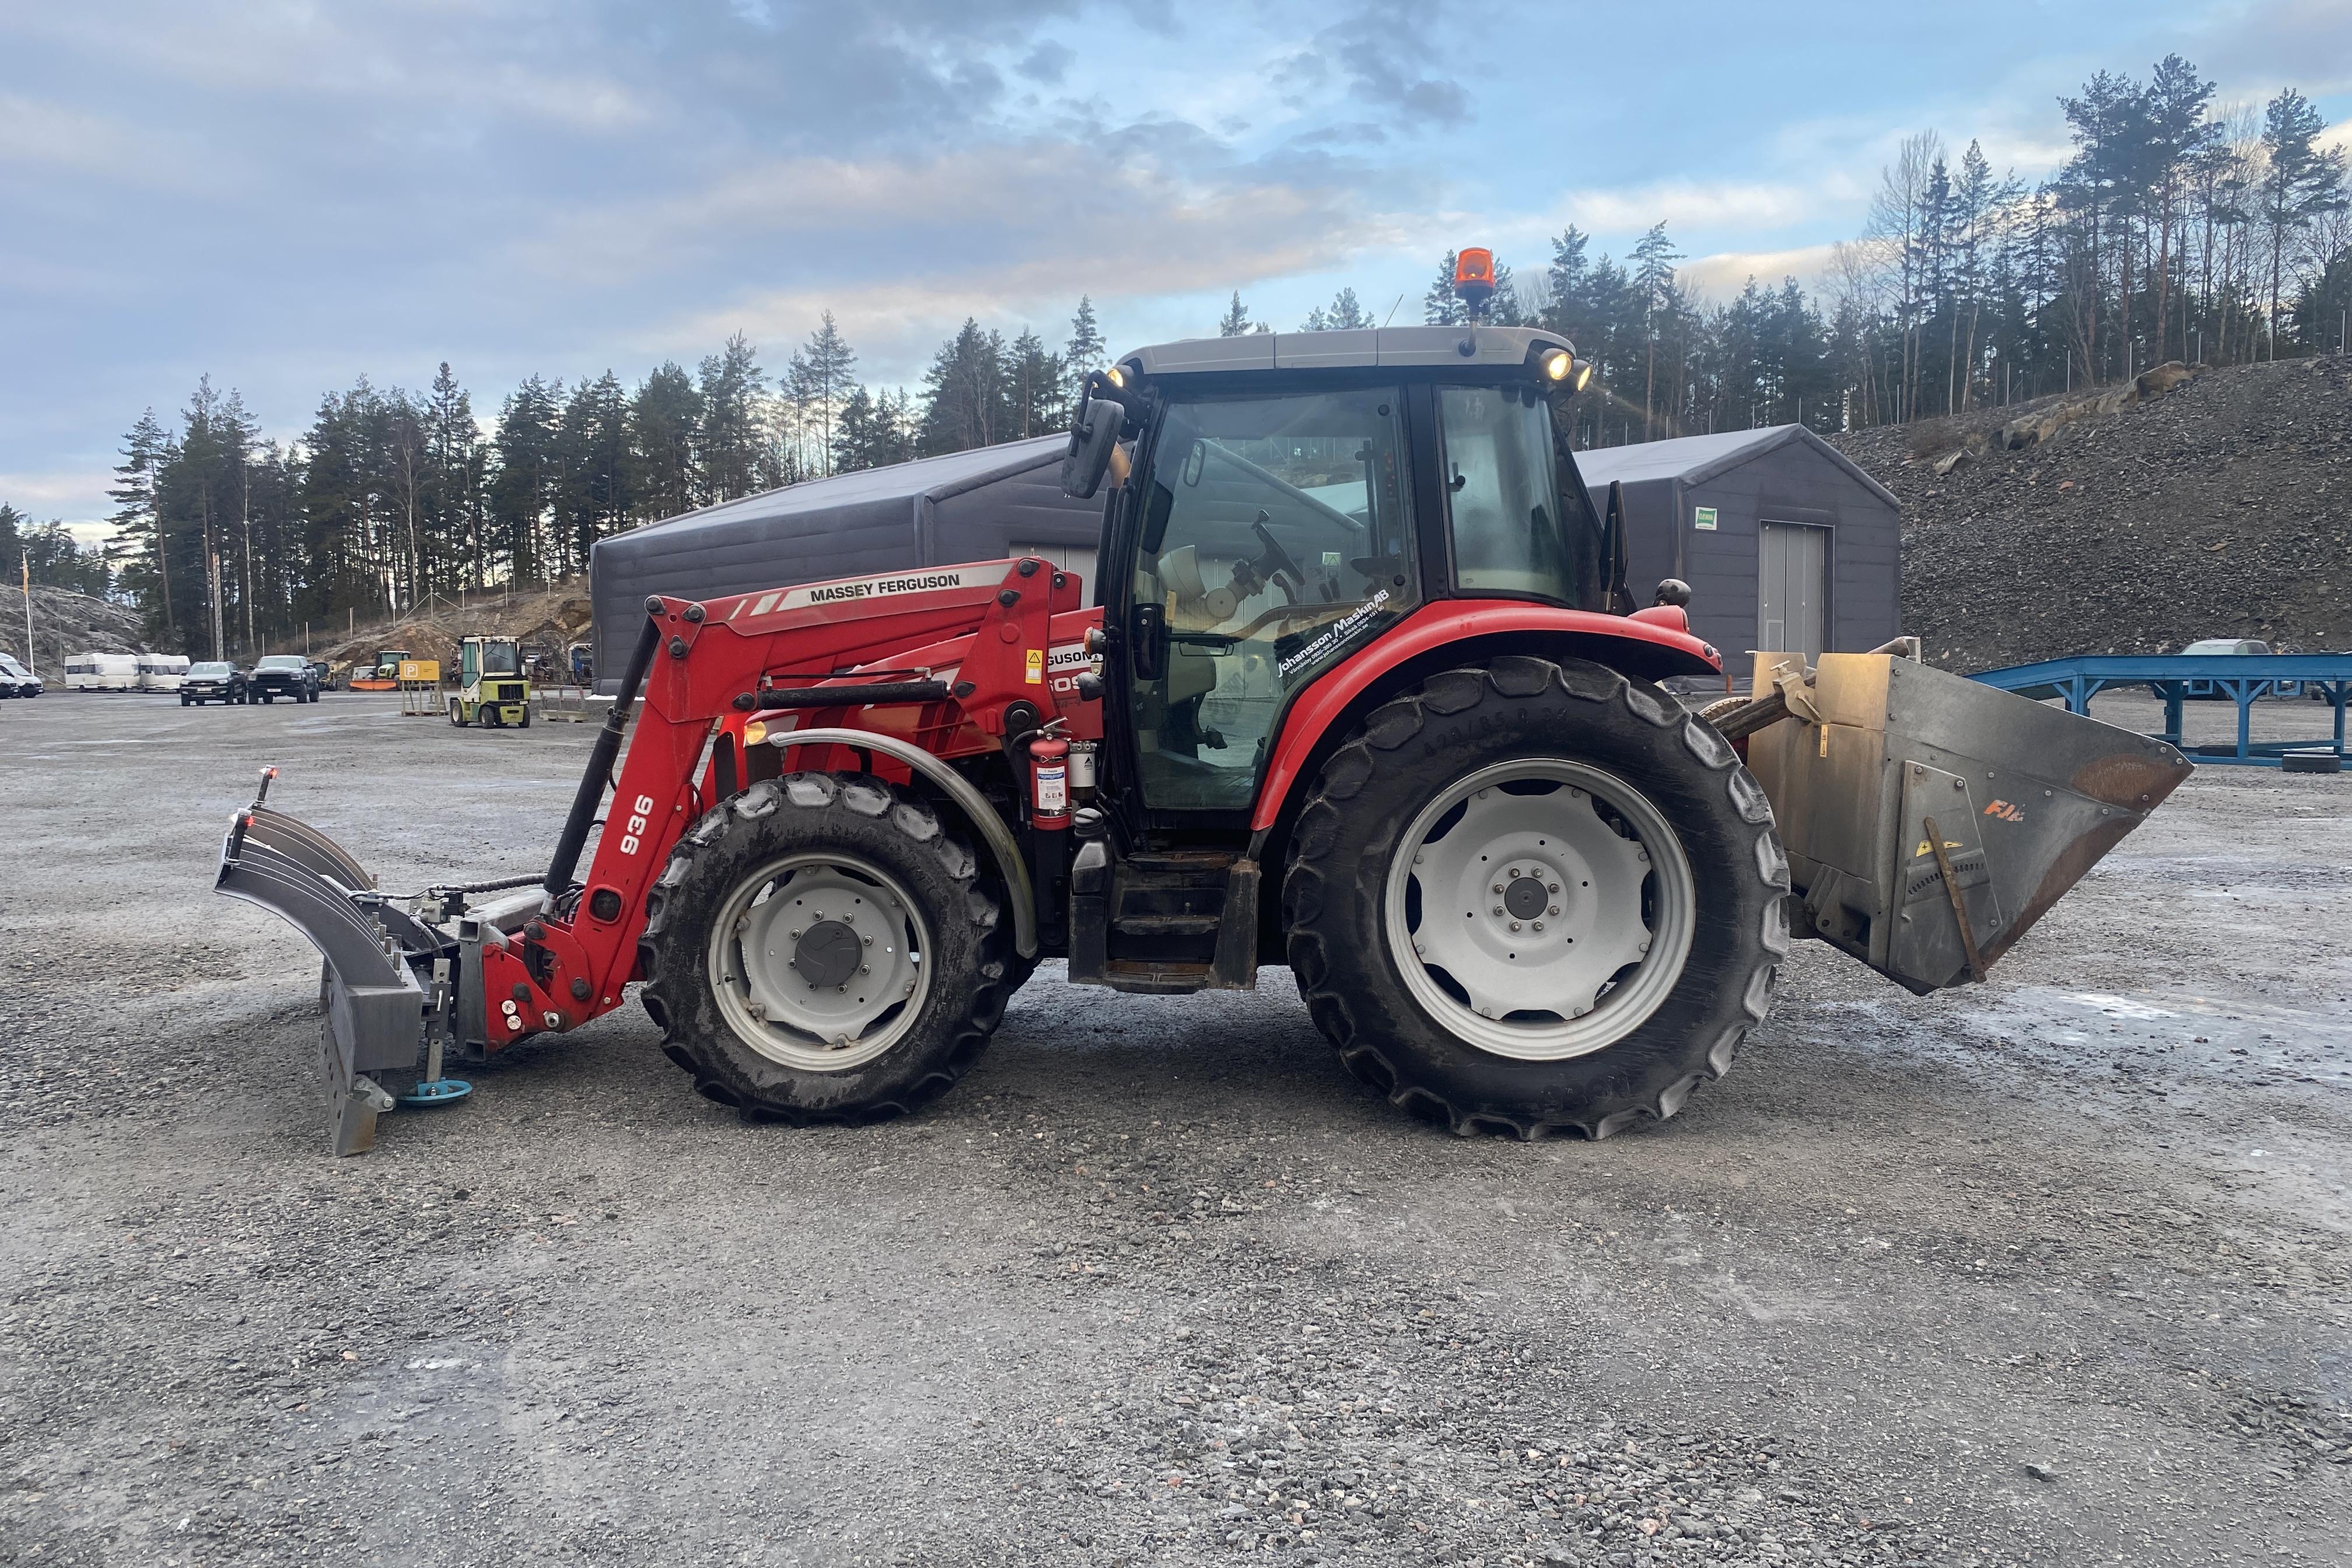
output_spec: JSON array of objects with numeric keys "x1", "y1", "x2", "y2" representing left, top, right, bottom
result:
[
  {"x1": 1132, "y1": 387, "x2": 1417, "y2": 811},
  {"x1": 1438, "y1": 384, "x2": 1602, "y2": 607}
]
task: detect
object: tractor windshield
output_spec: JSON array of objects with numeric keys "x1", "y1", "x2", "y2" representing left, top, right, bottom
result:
[
  {"x1": 481, "y1": 642, "x2": 522, "y2": 676},
  {"x1": 1437, "y1": 384, "x2": 1604, "y2": 609}
]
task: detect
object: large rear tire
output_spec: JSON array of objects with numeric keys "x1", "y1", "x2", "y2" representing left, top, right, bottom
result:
[
  {"x1": 639, "y1": 772, "x2": 1017, "y2": 1124},
  {"x1": 1282, "y1": 656, "x2": 1789, "y2": 1139}
]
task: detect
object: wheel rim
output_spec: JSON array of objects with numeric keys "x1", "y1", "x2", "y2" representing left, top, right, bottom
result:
[
  {"x1": 1381, "y1": 757, "x2": 1697, "y2": 1062},
  {"x1": 705, "y1": 852, "x2": 932, "y2": 1072}
]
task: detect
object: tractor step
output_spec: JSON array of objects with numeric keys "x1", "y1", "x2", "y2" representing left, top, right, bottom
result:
[{"x1": 1071, "y1": 841, "x2": 1259, "y2": 993}]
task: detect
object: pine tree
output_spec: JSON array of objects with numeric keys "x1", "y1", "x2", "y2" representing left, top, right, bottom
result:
[
  {"x1": 785, "y1": 313, "x2": 858, "y2": 476},
  {"x1": 627, "y1": 363, "x2": 702, "y2": 524},
  {"x1": 1217, "y1": 291, "x2": 1254, "y2": 336},
  {"x1": 695, "y1": 334, "x2": 765, "y2": 504},
  {"x1": 919, "y1": 321, "x2": 1009, "y2": 454},
  {"x1": 488, "y1": 376, "x2": 563, "y2": 586},
  {"x1": 109, "y1": 410, "x2": 172, "y2": 638},
  {"x1": 1005, "y1": 329, "x2": 1063, "y2": 439},
  {"x1": 422, "y1": 363, "x2": 480, "y2": 591},
  {"x1": 1065, "y1": 297, "x2": 1105, "y2": 406},
  {"x1": 2259, "y1": 89, "x2": 2350, "y2": 356},
  {"x1": 1423, "y1": 252, "x2": 1465, "y2": 325}
]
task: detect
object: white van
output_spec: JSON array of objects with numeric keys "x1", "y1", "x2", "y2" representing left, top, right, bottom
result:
[
  {"x1": 64, "y1": 653, "x2": 141, "y2": 691},
  {"x1": 135, "y1": 654, "x2": 190, "y2": 692}
]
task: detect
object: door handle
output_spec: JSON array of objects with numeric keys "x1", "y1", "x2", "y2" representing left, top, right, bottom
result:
[{"x1": 1130, "y1": 603, "x2": 1168, "y2": 682}]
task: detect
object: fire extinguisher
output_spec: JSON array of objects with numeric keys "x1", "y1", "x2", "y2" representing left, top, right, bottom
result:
[
  {"x1": 1027, "y1": 733, "x2": 1072, "y2": 949},
  {"x1": 1028, "y1": 734, "x2": 1073, "y2": 831}
]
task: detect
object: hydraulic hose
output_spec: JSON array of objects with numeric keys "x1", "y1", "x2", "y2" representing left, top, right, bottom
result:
[{"x1": 544, "y1": 607, "x2": 663, "y2": 901}]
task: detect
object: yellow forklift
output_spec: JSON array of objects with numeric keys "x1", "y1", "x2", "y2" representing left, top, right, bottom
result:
[{"x1": 445, "y1": 635, "x2": 531, "y2": 728}]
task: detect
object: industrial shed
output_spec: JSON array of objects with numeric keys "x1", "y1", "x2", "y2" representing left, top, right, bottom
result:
[
  {"x1": 588, "y1": 435, "x2": 1103, "y2": 690},
  {"x1": 1574, "y1": 425, "x2": 1901, "y2": 669}
]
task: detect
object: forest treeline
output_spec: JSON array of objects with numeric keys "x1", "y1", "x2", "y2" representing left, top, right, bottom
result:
[{"x1": 12, "y1": 55, "x2": 2346, "y2": 659}]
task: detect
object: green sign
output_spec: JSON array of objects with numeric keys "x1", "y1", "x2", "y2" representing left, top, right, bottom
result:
[{"x1": 1693, "y1": 506, "x2": 1718, "y2": 531}]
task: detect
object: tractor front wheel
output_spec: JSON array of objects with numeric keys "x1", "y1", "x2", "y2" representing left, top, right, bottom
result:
[
  {"x1": 639, "y1": 772, "x2": 1018, "y2": 1124},
  {"x1": 1282, "y1": 656, "x2": 1789, "y2": 1139}
]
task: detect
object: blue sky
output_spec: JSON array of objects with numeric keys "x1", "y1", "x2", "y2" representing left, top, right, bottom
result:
[{"x1": 5, "y1": 0, "x2": 2348, "y2": 541}]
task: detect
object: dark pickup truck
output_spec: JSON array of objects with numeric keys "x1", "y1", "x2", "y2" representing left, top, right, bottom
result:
[
  {"x1": 181, "y1": 661, "x2": 249, "y2": 705},
  {"x1": 248, "y1": 654, "x2": 320, "y2": 704}
]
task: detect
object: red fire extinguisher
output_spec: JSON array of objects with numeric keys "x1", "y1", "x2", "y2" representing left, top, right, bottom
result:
[{"x1": 1028, "y1": 734, "x2": 1072, "y2": 831}]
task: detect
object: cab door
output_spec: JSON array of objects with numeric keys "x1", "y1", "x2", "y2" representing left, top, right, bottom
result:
[{"x1": 1121, "y1": 385, "x2": 1420, "y2": 821}]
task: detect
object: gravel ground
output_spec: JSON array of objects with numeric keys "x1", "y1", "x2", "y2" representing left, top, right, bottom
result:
[{"x1": 2, "y1": 691, "x2": 2348, "y2": 1567}]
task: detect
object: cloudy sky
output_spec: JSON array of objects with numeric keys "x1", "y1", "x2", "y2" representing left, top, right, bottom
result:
[{"x1": 6, "y1": 0, "x2": 2348, "y2": 540}]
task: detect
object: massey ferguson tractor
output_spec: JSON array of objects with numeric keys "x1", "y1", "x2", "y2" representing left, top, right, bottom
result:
[{"x1": 218, "y1": 262, "x2": 2192, "y2": 1154}]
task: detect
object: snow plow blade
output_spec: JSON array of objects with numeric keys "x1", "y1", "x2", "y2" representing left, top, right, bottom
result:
[
  {"x1": 1740, "y1": 652, "x2": 2192, "y2": 994},
  {"x1": 215, "y1": 773, "x2": 435, "y2": 1154}
]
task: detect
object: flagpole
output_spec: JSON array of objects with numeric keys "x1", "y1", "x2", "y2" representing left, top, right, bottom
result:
[{"x1": 20, "y1": 550, "x2": 34, "y2": 677}]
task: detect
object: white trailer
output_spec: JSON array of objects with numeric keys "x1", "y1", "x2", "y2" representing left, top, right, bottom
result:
[
  {"x1": 63, "y1": 653, "x2": 141, "y2": 691},
  {"x1": 136, "y1": 654, "x2": 191, "y2": 692}
]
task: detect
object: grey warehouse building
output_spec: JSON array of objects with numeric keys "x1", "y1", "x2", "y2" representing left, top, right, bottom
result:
[
  {"x1": 589, "y1": 415, "x2": 1899, "y2": 692},
  {"x1": 1576, "y1": 425, "x2": 1901, "y2": 671},
  {"x1": 588, "y1": 435, "x2": 1103, "y2": 691}
]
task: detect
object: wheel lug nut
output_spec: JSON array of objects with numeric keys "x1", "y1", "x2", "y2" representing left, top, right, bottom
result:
[
  {"x1": 1532, "y1": 921, "x2": 1544, "y2": 931},
  {"x1": 1492, "y1": 884, "x2": 1503, "y2": 894},
  {"x1": 1548, "y1": 883, "x2": 1559, "y2": 893},
  {"x1": 1492, "y1": 905, "x2": 1504, "y2": 916},
  {"x1": 1508, "y1": 921, "x2": 1521, "y2": 932}
]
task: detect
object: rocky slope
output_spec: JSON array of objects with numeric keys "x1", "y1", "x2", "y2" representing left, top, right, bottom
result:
[
  {"x1": 1832, "y1": 354, "x2": 2352, "y2": 672},
  {"x1": 0, "y1": 584, "x2": 148, "y2": 673}
]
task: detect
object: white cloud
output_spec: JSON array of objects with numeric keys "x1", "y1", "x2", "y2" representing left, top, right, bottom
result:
[{"x1": 1678, "y1": 244, "x2": 1842, "y2": 300}]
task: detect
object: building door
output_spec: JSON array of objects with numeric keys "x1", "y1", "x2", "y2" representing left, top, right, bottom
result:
[{"x1": 1758, "y1": 521, "x2": 1828, "y2": 660}]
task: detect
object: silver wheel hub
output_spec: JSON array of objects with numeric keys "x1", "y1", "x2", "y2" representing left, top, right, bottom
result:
[
  {"x1": 1383, "y1": 758, "x2": 1697, "y2": 1062},
  {"x1": 706, "y1": 856, "x2": 929, "y2": 1072}
]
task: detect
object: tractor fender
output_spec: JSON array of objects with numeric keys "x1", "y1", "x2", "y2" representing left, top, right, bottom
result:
[
  {"x1": 1249, "y1": 601, "x2": 1721, "y2": 833},
  {"x1": 765, "y1": 725, "x2": 1038, "y2": 960}
]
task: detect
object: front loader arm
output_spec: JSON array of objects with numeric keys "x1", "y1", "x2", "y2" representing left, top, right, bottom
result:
[
  {"x1": 214, "y1": 556, "x2": 1088, "y2": 1153},
  {"x1": 548, "y1": 561, "x2": 1084, "y2": 1035}
]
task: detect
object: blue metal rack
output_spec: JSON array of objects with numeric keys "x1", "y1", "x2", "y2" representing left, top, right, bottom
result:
[{"x1": 1969, "y1": 654, "x2": 2351, "y2": 766}]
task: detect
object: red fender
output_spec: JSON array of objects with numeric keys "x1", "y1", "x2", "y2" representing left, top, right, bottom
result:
[{"x1": 1250, "y1": 600, "x2": 1721, "y2": 832}]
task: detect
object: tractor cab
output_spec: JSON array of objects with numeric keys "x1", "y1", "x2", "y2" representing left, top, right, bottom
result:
[
  {"x1": 447, "y1": 635, "x2": 531, "y2": 729},
  {"x1": 1067, "y1": 323, "x2": 1650, "y2": 836}
]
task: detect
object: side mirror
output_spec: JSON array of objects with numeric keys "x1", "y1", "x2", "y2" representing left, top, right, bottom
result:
[
  {"x1": 1130, "y1": 602, "x2": 1168, "y2": 681},
  {"x1": 1601, "y1": 480, "x2": 1635, "y2": 615},
  {"x1": 1062, "y1": 396, "x2": 1125, "y2": 500}
]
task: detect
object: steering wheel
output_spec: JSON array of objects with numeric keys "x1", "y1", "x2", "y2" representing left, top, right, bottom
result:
[{"x1": 1247, "y1": 516, "x2": 1308, "y2": 603}]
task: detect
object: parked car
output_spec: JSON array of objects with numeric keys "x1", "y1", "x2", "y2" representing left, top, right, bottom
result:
[
  {"x1": 180, "y1": 660, "x2": 249, "y2": 705},
  {"x1": 0, "y1": 652, "x2": 42, "y2": 698},
  {"x1": 2179, "y1": 637, "x2": 2276, "y2": 699},
  {"x1": 247, "y1": 653, "x2": 321, "y2": 704}
]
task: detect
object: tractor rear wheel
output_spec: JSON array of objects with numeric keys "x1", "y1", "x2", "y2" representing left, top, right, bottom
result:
[
  {"x1": 639, "y1": 772, "x2": 1018, "y2": 1124},
  {"x1": 1282, "y1": 656, "x2": 1789, "y2": 1139}
]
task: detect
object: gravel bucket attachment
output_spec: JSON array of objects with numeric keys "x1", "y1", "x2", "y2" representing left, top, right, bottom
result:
[
  {"x1": 1740, "y1": 652, "x2": 2193, "y2": 994},
  {"x1": 215, "y1": 771, "x2": 433, "y2": 1154}
]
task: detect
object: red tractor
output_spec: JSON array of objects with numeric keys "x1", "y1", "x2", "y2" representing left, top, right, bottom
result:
[{"x1": 220, "y1": 312, "x2": 2191, "y2": 1154}]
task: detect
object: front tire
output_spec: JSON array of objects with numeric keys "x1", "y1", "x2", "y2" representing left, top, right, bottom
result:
[
  {"x1": 1282, "y1": 657, "x2": 1789, "y2": 1139},
  {"x1": 639, "y1": 772, "x2": 1017, "y2": 1124}
]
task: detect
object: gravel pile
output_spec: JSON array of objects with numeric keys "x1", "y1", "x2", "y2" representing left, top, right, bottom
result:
[{"x1": 1832, "y1": 354, "x2": 2352, "y2": 673}]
